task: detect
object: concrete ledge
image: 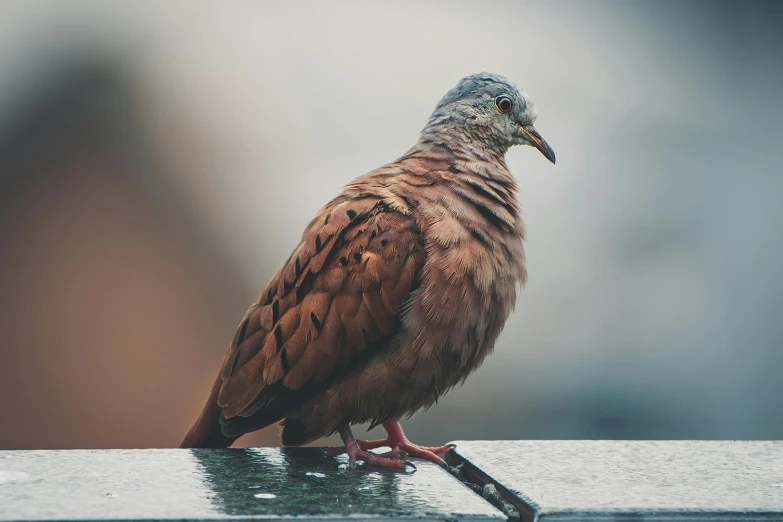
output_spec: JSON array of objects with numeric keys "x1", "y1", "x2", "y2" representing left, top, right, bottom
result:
[
  {"x1": 0, "y1": 447, "x2": 503, "y2": 522},
  {"x1": 450, "y1": 440, "x2": 783, "y2": 522},
  {"x1": 3, "y1": 442, "x2": 782, "y2": 522}
]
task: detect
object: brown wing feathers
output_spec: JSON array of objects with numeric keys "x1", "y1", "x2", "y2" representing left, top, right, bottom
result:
[{"x1": 182, "y1": 197, "x2": 425, "y2": 446}]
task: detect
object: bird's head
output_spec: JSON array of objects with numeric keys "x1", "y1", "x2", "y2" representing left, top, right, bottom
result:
[{"x1": 424, "y1": 72, "x2": 555, "y2": 164}]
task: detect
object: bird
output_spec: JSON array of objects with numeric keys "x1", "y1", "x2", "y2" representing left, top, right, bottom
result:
[{"x1": 181, "y1": 72, "x2": 555, "y2": 469}]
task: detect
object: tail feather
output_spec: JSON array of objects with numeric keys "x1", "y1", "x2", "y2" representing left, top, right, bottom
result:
[{"x1": 180, "y1": 373, "x2": 238, "y2": 448}]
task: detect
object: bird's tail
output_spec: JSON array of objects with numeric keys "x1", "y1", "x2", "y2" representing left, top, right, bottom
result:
[{"x1": 180, "y1": 371, "x2": 238, "y2": 448}]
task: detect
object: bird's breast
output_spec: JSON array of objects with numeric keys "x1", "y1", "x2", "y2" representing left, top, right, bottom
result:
[{"x1": 389, "y1": 198, "x2": 525, "y2": 398}]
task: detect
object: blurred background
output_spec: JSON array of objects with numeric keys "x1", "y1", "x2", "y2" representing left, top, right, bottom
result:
[{"x1": 0, "y1": 0, "x2": 781, "y2": 449}]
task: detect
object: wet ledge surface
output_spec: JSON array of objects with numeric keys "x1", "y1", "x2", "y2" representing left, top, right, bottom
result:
[
  {"x1": 0, "y1": 447, "x2": 504, "y2": 521},
  {"x1": 451, "y1": 440, "x2": 783, "y2": 522},
  {"x1": 4, "y1": 442, "x2": 783, "y2": 522}
]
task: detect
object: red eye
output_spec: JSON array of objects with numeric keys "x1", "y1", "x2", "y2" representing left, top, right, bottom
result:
[{"x1": 496, "y1": 96, "x2": 513, "y2": 113}]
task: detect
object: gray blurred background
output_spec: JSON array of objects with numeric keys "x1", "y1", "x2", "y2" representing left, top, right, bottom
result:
[{"x1": 0, "y1": 0, "x2": 781, "y2": 449}]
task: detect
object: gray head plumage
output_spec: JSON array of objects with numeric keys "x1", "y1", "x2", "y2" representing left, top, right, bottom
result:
[{"x1": 422, "y1": 72, "x2": 555, "y2": 164}]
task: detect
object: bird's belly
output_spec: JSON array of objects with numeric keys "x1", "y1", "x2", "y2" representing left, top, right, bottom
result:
[
  {"x1": 390, "y1": 274, "x2": 517, "y2": 409},
  {"x1": 344, "y1": 234, "x2": 522, "y2": 422}
]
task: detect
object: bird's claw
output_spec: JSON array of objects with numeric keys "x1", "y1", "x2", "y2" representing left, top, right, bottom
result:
[{"x1": 336, "y1": 422, "x2": 449, "y2": 470}]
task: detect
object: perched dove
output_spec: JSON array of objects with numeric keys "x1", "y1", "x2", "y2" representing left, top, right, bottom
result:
[{"x1": 181, "y1": 72, "x2": 555, "y2": 468}]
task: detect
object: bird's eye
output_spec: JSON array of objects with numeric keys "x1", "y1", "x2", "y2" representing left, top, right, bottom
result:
[{"x1": 496, "y1": 96, "x2": 513, "y2": 114}]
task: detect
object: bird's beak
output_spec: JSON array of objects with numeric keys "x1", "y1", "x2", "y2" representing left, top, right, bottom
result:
[{"x1": 520, "y1": 124, "x2": 556, "y2": 164}]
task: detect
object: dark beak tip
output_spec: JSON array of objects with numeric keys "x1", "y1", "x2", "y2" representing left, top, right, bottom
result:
[
  {"x1": 522, "y1": 124, "x2": 556, "y2": 166},
  {"x1": 539, "y1": 143, "x2": 556, "y2": 165}
]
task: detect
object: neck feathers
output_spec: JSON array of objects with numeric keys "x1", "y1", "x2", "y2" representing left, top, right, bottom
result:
[{"x1": 392, "y1": 141, "x2": 522, "y2": 235}]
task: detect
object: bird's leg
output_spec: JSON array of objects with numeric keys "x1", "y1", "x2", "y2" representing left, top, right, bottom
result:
[
  {"x1": 357, "y1": 420, "x2": 453, "y2": 466},
  {"x1": 332, "y1": 426, "x2": 406, "y2": 469}
]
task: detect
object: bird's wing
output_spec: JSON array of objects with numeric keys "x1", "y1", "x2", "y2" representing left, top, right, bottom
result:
[{"x1": 216, "y1": 196, "x2": 424, "y2": 435}]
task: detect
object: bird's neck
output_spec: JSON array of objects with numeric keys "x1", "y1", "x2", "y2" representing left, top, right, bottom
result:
[
  {"x1": 412, "y1": 122, "x2": 513, "y2": 179},
  {"x1": 391, "y1": 132, "x2": 522, "y2": 234},
  {"x1": 409, "y1": 125, "x2": 515, "y2": 184}
]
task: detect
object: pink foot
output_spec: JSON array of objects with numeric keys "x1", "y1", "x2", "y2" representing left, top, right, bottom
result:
[
  {"x1": 332, "y1": 427, "x2": 406, "y2": 469},
  {"x1": 357, "y1": 420, "x2": 453, "y2": 466}
]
